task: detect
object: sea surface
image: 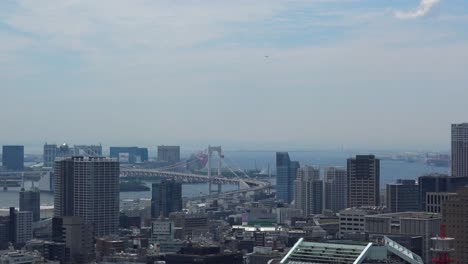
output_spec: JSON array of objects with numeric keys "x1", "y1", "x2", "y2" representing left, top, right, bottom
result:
[{"x1": 0, "y1": 151, "x2": 448, "y2": 208}]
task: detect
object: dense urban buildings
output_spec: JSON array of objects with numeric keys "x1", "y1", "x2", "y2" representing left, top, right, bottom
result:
[
  {"x1": 1, "y1": 145, "x2": 24, "y2": 171},
  {"x1": 418, "y1": 173, "x2": 468, "y2": 210},
  {"x1": 157, "y1": 145, "x2": 180, "y2": 162},
  {"x1": 276, "y1": 152, "x2": 299, "y2": 203},
  {"x1": 293, "y1": 166, "x2": 323, "y2": 216},
  {"x1": 386, "y1": 179, "x2": 419, "y2": 213},
  {"x1": 151, "y1": 180, "x2": 183, "y2": 218},
  {"x1": 347, "y1": 155, "x2": 380, "y2": 207},
  {"x1": 19, "y1": 188, "x2": 40, "y2": 222},
  {"x1": 451, "y1": 123, "x2": 468, "y2": 177},
  {"x1": 426, "y1": 192, "x2": 457, "y2": 213},
  {"x1": 54, "y1": 156, "x2": 120, "y2": 236},
  {"x1": 110, "y1": 146, "x2": 148, "y2": 163},
  {"x1": 442, "y1": 186, "x2": 468, "y2": 264},
  {"x1": 324, "y1": 166, "x2": 347, "y2": 213}
]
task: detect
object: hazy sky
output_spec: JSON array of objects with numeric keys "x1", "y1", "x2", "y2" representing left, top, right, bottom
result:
[{"x1": 1, "y1": 0, "x2": 468, "y2": 151}]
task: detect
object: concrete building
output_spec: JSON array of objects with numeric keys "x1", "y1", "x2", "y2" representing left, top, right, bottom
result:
[
  {"x1": 157, "y1": 145, "x2": 180, "y2": 163},
  {"x1": 166, "y1": 246, "x2": 243, "y2": 264},
  {"x1": 95, "y1": 236, "x2": 125, "y2": 262},
  {"x1": 347, "y1": 155, "x2": 380, "y2": 207},
  {"x1": 338, "y1": 207, "x2": 383, "y2": 240},
  {"x1": 150, "y1": 218, "x2": 184, "y2": 253},
  {"x1": 54, "y1": 156, "x2": 120, "y2": 236},
  {"x1": 294, "y1": 166, "x2": 323, "y2": 216},
  {"x1": 276, "y1": 152, "x2": 300, "y2": 204},
  {"x1": 452, "y1": 123, "x2": 468, "y2": 177},
  {"x1": 426, "y1": 192, "x2": 457, "y2": 213},
  {"x1": 418, "y1": 173, "x2": 468, "y2": 210},
  {"x1": 324, "y1": 166, "x2": 347, "y2": 213},
  {"x1": 2, "y1": 145, "x2": 23, "y2": 171},
  {"x1": 151, "y1": 180, "x2": 183, "y2": 218},
  {"x1": 386, "y1": 179, "x2": 419, "y2": 213},
  {"x1": 169, "y1": 213, "x2": 209, "y2": 240},
  {"x1": 365, "y1": 212, "x2": 441, "y2": 263},
  {"x1": 110, "y1": 146, "x2": 148, "y2": 163},
  {"x1": 442, "y1": 186, "x2": 468, "y2": 264},
  {"x1": 52, "y1": 216, "x2": 95, "y2": 264},
  {"x1": 19, "y1": 188, "x2": 40, "y2": 222},
  {"x1": 12, "y1": 210, "x2": 32, "y2": 245},
  {"x1": 276, "y1": 208, "x2": 302, "y2": 225}
]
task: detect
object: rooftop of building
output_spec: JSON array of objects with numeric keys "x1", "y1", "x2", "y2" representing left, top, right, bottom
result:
[{"x1": 368, "y1": 212, "x2": 441, "y2": 220}]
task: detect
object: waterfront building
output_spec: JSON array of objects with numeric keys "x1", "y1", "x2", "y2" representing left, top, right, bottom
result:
[
  {"x1": 324, "y1": 166, "x2": 347, "y2": 213},
  {"x1": 54, "y1": 156, "x2": 120, "y2": 236},
  {"x1": 452, "y1": 123, "x2": 468, "y2": 177},
  {"x1": 2, "y1": 145, "x2": 23, "y2": 171},
  {"x1": 442, "y1": 186, "x2": 468, "y2": 264},
  {"x1": 151, "y1": 180, "x2": 183, "y2": 218},
  {"x1": 386, "y1": 179, "x2": 419, "y2": 213},
  {"x1": 19, "y1": 188, "x2": 40, "y2": 222},
  {"x1": 418, "y1": 173, "x2": 468, "y2": 210},
  {"x1": 294, "y1": 166, "x2": 323, "y2": 216},
  {"x1": 157, "y1": 145, "x2": 180, "y2": 163},
  {"x1": 347, "y1": 155, "x2": 380, "y2": 207},
  {"x1": 110, "y1": 146, "x2": 148, "y2": 163},
  {"x1": 276, "y1": 152, "x2": 299, "y2": 203}
]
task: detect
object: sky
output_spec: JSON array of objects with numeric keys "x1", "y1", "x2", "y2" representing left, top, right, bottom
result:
[{"x1": 1, "y1": 0, "x2": 468, "y2": 152}]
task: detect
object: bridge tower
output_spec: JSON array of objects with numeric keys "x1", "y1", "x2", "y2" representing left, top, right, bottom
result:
[{"x1": 208, "y1": 146, "x2": 223, "y2": 195}]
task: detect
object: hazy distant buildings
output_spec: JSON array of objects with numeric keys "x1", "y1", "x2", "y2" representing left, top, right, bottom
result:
[
  {"x1": 151, "y1": 180, "x2": 183, "y2": 218},
  {"x1": 43, "y1": 143, "x2": 102, "y2": 167},
  {"x1": 386, "y1": 179, "x2": 419, "y2": 213},
  {"x1": 110, "y1": 146, "x2": 148, "y2": 163},
  {"x1": 294, "y1": 166, "x2": 323, "y2": 216},
  {"x1": 442, "y1": 187, "x2": 468, "y2": 264},
  {"x1": 19, "y1": 188, "x2": 40, "y2": 222},
  {"x1": 452, "y1": 123, "x2": 468, "y2": 177},
  {"x1": 347, "y1": 155, "x2": 380, "y2": 207},
  {"x1": 276, "y1": 152, "x2": 300, "y2": 203},
  {"x1": 2, "y1": 145, "x2": 24, "y2": 171},
  {"x1": 157, "y1": 146, "x2": 180, "y2": 163},
  {"x1": 73, "y1": 144, "x2": 102, "y2": 156},
  {"x1": 324, "y1": 166, "x2": 347, "y2": 213},
  {"x1": 54, "y1": 156, "x2": 120, "y2": 236}
]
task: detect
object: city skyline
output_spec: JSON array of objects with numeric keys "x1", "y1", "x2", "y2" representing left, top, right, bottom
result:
[{"x1": 1, "y1": 0, "x2": 468, "y2": 149}]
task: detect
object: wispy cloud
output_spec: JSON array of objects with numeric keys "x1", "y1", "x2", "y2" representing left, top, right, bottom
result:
[{"x1": 395, "y1": 0, "x2": 441, "y2": 19}]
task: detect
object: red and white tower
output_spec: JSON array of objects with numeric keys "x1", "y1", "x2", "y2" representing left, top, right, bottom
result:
[{"x1": 431, "y1": 224, "x2": 455, "y2": 264}]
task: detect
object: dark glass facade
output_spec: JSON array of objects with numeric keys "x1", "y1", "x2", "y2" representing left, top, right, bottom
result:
[
  {"x1": 386, "y1": 179, "x2": 419, "y2": 213},
  {"x1": 151, "y1": 180, "x2": 183, "y2": 218},
  {"x1": 418, "y1": 174, "x2": 468, "y2": 210},
  {"x1": 2, "y1": 145, "x2": 24, "y2": 171},
  {"x1": 276, "y1": 152, "x2": 299, "y2": 204}
]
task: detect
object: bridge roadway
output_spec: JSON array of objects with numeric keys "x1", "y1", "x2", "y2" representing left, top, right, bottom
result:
[{"x1": 120, "y1": 168, "x2": 270, "y2": 192}]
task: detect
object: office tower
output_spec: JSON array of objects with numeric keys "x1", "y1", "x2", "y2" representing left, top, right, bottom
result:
[
  {"x1": 151, "y1": 180, "x2": 183, "y2": 218},
  {"x1": 19, "y1": 188, "x2": 40, "y2": 222},
  {"x1": 418, "y1": 173, "x2": 468, "y2": 210},
  {"x1": 54, "y1": 156, "x2": 120, "y2": 236},
  {"x1": 52, "y1": 216, "x2": 95, "y2": 263},
  {"x1": 386, "y1": 179, "x2": 419, "y2": 213},
  {"x1": 294, "y1": 166, "x2": 323, "y2": 216},
  {"x1": 157, "y1": 145, "x2": 180, "y2": 162},
  {"x1": 347, "y1": 155, "x2": 380, "y2": 207},
  {"x1": 2, "y1": 145, "x2": 24, "y2": 171},
  {"x1": 9, "y1": 208, "x2": 32, "y2": 245},
  {"x1": 425, "y1": 192, "x2": 458, "y2": 213},
  {"x1": 452, "y1": 123, "x2": 468, "y2": 177},
  {"x1": 43, "y1": 143, "x2": 74, "y2": 167},
  {"x1": 324, "y1": 167, "x2": 347, "y2": 213},
  {"x1": 442, "y1": 187, "x2": 468, "y2": 264},
  {"x1": 110, "y1": 146, "x2": 149, "y2": 163},
  {"x1": 276, "y1": 152, "x2": 300, "y2": 203},
  {"x1": 73, "y1": 144, "x2": 102, "y2": 156}
]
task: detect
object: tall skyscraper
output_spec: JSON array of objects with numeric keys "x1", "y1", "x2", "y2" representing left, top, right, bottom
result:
[
  {"x1": 347, "y1": 155, "x2": 380, "y2": 207},
  {"x1": 54, "y1": 156, "x2": 120, "y2": 236},
  {"x1": 294, "y1": 166, "x2": 323, "y2": 216},
  {"x1": 151, "y1": 180, "x2": 183, "y2": 218},
  {"x1": 110, "y1": 146, "x2": 149, "y2": 163},
  {"x1": 19, "y1": 188, "x2": 40, "y2": 222},
  {"x1": 157, "y1": 146, "x2": 180, "y2": 163},
  {"x1": 2, "y1": 145, "x2": 24, "y2": 171},
  {"x1": 324, "y1": 166, "x2": 347, "y2": 213},
  {"x1": 442, "y1": 187, "x2": 468, "y2": 264},
  {"x1": 386, "y1": 179, "x2": 419, "y2": 213},
  {"x1": 276, "y1": 152, "x2": 300, "y2": 203},
  {"x1": 452, "y1": 123, "x2": 468, "y2": 177}
]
